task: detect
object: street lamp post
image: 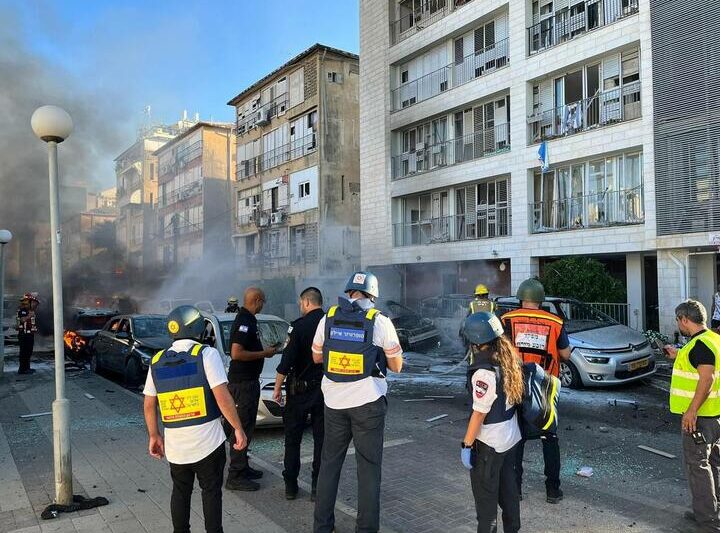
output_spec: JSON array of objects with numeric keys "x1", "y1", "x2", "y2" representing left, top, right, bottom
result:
[
  {"x1": 31, "y1": 105, "x2": 74, "y2": 506},
  {"x1": 0, "y1": 229, "x2": 12, "y2": 375}
]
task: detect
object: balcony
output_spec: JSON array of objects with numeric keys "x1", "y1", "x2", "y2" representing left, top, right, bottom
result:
[
  {"x1": 237, "y1": 133, "x2": 317, "y2": 180},
  {"x1": 529, "y1": 185, "x2": 644, "y2": 234},
  {"x1": 160, "y1": 180, "x2": 203, "y2": 208},
  {"x1": 159, "y1": 140, "x2": 203, "y2": 178},
  {"x1": 528, "y1": 0, "x2": 639, "y2": 55},
  {"x1": 392, "y1": 124, "x2": 510, "y2": 181},
  {"x1": 390, "y1": 0, "x2": 474, "y2": 46},
  {"x1": 237, "y1": 93, "x2": 289, "y2": 135},
  {"x1": 528, "y1": 81, "x2": 641, "y2": 144},
  {"x1": 393, "y1": 207, "x2": 510, "y2": 247},
  {"x1": 391, "y1": 39, "x2": 509, "y2": 112}
]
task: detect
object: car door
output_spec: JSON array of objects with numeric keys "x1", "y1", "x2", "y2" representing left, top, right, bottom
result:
[
  {"x1": 109, "y1": 318, "x2": 132, "y2": 373},
  {"x1": 94, "y1": 318, "x2": 119, "y2": 369}
]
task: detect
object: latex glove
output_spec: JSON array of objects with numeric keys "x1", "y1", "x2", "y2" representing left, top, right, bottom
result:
[{"x1": 461, "y1": 447, "x2": 473, "y2": 470}]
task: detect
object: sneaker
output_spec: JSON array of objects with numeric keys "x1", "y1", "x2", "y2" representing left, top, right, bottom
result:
[
  {"x1": 285, "y1": 480, "x2": 298, "y2": 500},
  {"x1": 245, "y1": 466, "x2": 264, "y2": 479},
  {"x1": 225, "y1": 477, "x2": 260, "y2": 491},
  {"x1": 546, "y1": 488, "x2": 563, "y2": 504}
]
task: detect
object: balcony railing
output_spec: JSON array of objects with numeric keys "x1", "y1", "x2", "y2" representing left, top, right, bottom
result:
[
  {"x1": 393, "y1": 207, "x2": 510, "y2": 247},
  {"x1": 392, "y1": 124, "x2": 510, "y2": 181},
  {"x1": 528, "y1": 82, "x2": 641, "y2": 143},
  {"x1": 160, "y1": 180, "x2": 203, "y2": 208},
  {"x1": 528, "y1": 0, "x2": 639, "y2": 55},
  {"x1": 237, "y1": 93, "x2": 289, "y2": 135},
  {"x1": 159, "y1": 140, "x2": 203, "y2": 178},
  {"x1": 390, "y1": 0, "x2": 474, "y2": 45},
  {"x1": 392, "y1": 39, "x2": 509, "y2": 111},
  {"x1": 237, "y1": 133, "x2": 317, "y2": 180},
  {"x1": 529, "y1": 185, "x2": 644, "y2": 234}
]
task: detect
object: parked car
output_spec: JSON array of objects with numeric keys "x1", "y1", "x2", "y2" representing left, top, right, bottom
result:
[
  {"x1": 89, "y1": 314, "x2": 172, "y2": 386},
  {"x1": 3, "y1": 296, "x2": 18, "y2": 345},
  {"x1": 419, "y1": 294, "x2": 473, "y2": 319},
  {"x1": 202, "y1": 312, "x2": 290, "y2": 426},
  {"x1": 377, "y1": 300, "x2": 441, "y2": 351},
  {"x1": 494, "y1": 297, "x2": 656, "y2": 388},
  {"x1": 64, "y1": 307, "x2": 117, "y2": 364}
]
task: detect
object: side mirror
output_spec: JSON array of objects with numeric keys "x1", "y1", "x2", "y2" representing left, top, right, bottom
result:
[{"x1": 116, "y1": 331, "x2": 130, "y2": 340}]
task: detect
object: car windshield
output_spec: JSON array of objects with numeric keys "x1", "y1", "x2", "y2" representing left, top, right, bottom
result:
[
  {"x1": 258, "y1": 320, "x2": 290, "y2": 347},
  {"x1": 559, "y1": 301, "x2": 617, "y2": 333},
  {"x1": 77, "y1": 315, "x2": 113, "y2": 330},
  {"x1": 133, "y1": 317, "x2": 170, "y2": 338}
]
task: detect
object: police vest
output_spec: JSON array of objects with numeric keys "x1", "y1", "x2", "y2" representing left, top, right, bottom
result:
[
  {"x1": 322, "y1": 298, "x2": 387, "y2": 383},
  {"x1": 670, "y1": 330, "x2": 720, "y2": 417},
  {"x1": 502, "y1": 309, "x2": 564, "y2": 378},
  {"x1": 150, "y1": 344, "x2": 222, "y2": 428},
  {"x1": 467, "y1": 360, "x2": 516, "y2": 425},
  {"x1": 469, "y1": 299, "x2": 495, "y2": 315}
]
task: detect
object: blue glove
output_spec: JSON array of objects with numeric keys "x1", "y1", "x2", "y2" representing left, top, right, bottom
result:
[{"x1": 461, "y1": 447, "x2": 473, "y2": 470}]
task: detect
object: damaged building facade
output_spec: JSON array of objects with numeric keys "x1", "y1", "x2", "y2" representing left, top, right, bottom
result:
[
  {"x1": 155, "y1": 122, "x2": 235, "y2": 267},
  {"x1": 229, "y1": 44, "x2": 361, "y2": 303},
  {"x1": 361, "y1": 0, "x2": 720, "y2": 336}
]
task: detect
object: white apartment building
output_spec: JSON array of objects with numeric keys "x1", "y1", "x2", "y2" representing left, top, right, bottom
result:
[{"x1": 361, "y1": 0, "x2": 720, "y2": 336}]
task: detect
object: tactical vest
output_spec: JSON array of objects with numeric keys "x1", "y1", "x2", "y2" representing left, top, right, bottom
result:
[
  {"x1": 469, "y1": 299, "x2": 495, "y2": 315},
  {"x1": 467, "y1": 359, "x2": 516, "y2": 425},
  {"x1": 150, "y1": 343, "x2": 222, "y2": 428},
  {"x1": 670, "y1": 330, "x2": 720, "y2": 417},
  {"x1": 322, "y1": 298, "x2": 387, "y2": 383},
  {"x1": 502, "y1": 309, "x2": 564, "y2": 378}
]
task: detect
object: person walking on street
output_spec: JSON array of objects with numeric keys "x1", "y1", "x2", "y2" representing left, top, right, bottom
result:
[
  {"x1": 17, "y1": 293, "x2": 39, "y2": 375},
  {"x1": 501, "y1": 278, "x2": 570, "y2": 504},
  {"x1": 665, "y1": 300, "x2": 720, "y2": 532},
  {"x1": 143, "y1": 305, "x2": 247, "y2": 533},
  {"x1": 710, "y1": 285, "x2": 720, "y2": 332},
  {"x1": 273, "y1": 287, "x2": 326, "y2": 501},
  {"x1": 461, "y1": 311, "x2": 523, "y2": 533},
  {"x1": 225, "y1": 287, "x2": 282, "y2": 491},
  {"x1": 312, "y1": 271, "x2": 404, "y2": 533}
]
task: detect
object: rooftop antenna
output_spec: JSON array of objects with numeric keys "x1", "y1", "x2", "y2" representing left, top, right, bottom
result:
[{"x1": 140, "y1": 105, "x2": 152, "y2": 138}]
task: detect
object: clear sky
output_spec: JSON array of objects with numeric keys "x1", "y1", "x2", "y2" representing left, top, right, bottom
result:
[{"x1": 2, "y1": 0, "x2": 359, "y2": 185}]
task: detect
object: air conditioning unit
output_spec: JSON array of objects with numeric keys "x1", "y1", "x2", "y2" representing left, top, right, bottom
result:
[
  {"x1": 270, "y1": 212, "x2": 284, "y2": 224},
  {"x1": 256, "y1": 110, "x2": 271, "y2": 126}
]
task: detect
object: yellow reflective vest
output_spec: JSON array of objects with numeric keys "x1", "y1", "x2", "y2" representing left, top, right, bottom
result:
[
  {"x1": 669, "y1": 330, "x2": 720, "y2": 416},
  {"x1": 469, "y1": 299, "x2": 495, "y2": 315}
]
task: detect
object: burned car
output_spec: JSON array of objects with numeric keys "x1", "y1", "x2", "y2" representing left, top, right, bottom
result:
[
  {"x1": 64, "y1": 307, "x2": 117, "y2": 364},
  {"x1": 378, "y1": 300, "x2": 441, "y2": 352}
]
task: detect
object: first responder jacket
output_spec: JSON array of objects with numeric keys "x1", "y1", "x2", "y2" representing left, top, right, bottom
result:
[
  {"x1": 322, "y1": 297, "x2": 387, "y2": 383},
  {"x1": 670, "y1": 330, "x2": 720, "y2": 417},
  {"x1": 469, "y1": 299, "x2": 496, "y2": 315},
  {"x1": 467, "y1": 358, "x2": 516, "y2": 425},
  {"x1": 502, "y1": 308, "x2": 564, "y2": 378},
  {"x1": 150, "y1": 344, "x2": 222, "y2": 428}
]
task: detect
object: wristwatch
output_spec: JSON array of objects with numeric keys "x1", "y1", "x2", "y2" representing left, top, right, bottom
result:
[{"x1": 461, "y1": 441, "x2": 473, "y2": 449}]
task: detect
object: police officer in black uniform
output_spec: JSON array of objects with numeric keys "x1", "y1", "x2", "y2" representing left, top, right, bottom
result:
[
  {"x1": 273, "y1": 287, "x2": 325, "y2": 500},
  {"x1": 225, "y1": 287, "x2": 282, "y2": 491}
]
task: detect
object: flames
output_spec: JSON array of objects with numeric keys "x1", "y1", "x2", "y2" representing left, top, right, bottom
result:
[{"x1": 64, "y1": 330, "x2": 87, "y2": 352}]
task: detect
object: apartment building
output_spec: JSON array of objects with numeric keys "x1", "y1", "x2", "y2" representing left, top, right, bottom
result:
[
  {"x1": 228, "y1": 43, "x2": 360, "y2": 299},
  {"x1": 155, "y1": 122, "x2": 235, "y2": 267},
  {"x1": 361, "y1": 0, "x2": 720, "y2": 336}
]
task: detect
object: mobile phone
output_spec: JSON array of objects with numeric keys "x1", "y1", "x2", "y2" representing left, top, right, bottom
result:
[{"x1": 692, "y1": 431, "x2": 707, "y2": 445}]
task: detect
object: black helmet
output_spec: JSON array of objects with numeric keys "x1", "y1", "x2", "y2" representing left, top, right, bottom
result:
[
  {"x1": 517, "y1": 278, "x2": 545, "y2": 303},
  {"x1": 463, "y1": 311, "x2": 504, "y2": 346},
  {"x1": 166, "y1": 305, "x2": 205, "y2": 341}
]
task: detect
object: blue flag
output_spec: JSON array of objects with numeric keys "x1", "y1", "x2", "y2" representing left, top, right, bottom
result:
[{"x1": 538, "y1": 141, "x2": 550, "y2": 172}]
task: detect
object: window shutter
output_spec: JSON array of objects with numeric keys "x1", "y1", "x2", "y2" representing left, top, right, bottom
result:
[
  {"x1": 454, "y1": 37, "x2": 464, "y2": 65},
  {"x1": 603, "y1": 54, "x2": 620, "y2": 82},
  {"x1": 279, "y1": 184, "x2": 289, "y2": 207},
  {"x1": 494, "y1": 13, "x2": 508, "y2": 42},
  {"x1": 474, "y1": 28, "x2": 484, "y2": 53},
  {"x1": 484, "y1": 21, "x2": 495, "y2": 46},
  {"x1": 289, "y1": 68, "x2": 304, "y2": 108},
  {"x1": 555, "y1": 0, "x2": 570, "y2": 10}
]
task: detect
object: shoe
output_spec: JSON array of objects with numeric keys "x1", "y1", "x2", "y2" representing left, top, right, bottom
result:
[
  {"x1": 684, "y1": 511, "x2": 696, "y2": 522},
  {"x1": 546, "y1": 488, "x2": 563, "y2": 504},
  {"x1": 285, "y1": 480, "x2": 298, "y2": 500},
  {"x1": 245, "y1": 466, "x2": 263, "y2": 479},
  {"x1": 225, "y1": 477, "x2": 260, "y2": 491}
]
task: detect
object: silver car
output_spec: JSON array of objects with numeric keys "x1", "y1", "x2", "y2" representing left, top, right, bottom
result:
[
  {"x1": 202, "y1": 312, "x2": 289, "y2": 426},
  {"x1": 495, "y1": 297, "x2": 656, "y2": 388}
]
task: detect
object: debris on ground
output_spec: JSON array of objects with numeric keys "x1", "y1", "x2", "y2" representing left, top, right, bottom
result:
[
  {"x1": 608, "y1": 399, "x2": 639, "y2": 409},
  {"x1": 19, "y1": 411, "x2": 51, "y2": 419},
  {"x1": 599, "y1": 426, "x2": 609, "y2": 433},
  {"x1": 137, "y1": 488, "x2": 147, "y2": 493},
  {"x1": 426, "y1": 414, "x2": 448, "y2": 423},
  {"x1": 576, "y1": 466, "x2": 594, "y2": 478},
  {"x1": 84, "y1": 393, "x2": 95, "y2": 400},
  {"x1": 637, "y1": 445, "x2": 676, "y2": 459}
]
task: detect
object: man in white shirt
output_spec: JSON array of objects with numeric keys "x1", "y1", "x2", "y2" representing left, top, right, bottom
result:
[
  {"x1": 143, "y1": 306, "x2": 247, "y2": 533},
  {"x1": 311, "y1": 272, "x2": 403, "y2": 533}
]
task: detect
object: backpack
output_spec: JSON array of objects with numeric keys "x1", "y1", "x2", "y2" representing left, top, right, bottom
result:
[{"x1": 520, "y1": 362, "x2": 560, "y2": 438}]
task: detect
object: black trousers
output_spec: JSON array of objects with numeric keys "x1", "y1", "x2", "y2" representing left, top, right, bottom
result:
[
  {"x1": 169, "y1": 443, "x2": 226, "y2": 533},
  {"x1": 515, "y1": 432, "x2": 561, "y2": 492},
  {"x1": 470, "y1": 441, "x2": 521, "y2": 533},
  {"x1": 314, "y1": 396, "x2": 387, "y2": 533},
  {"x1": 224, "y1": 380, "x2": 260, "y2": 479},
  {"x1": 18, "y1": 333, "x2": 34, "y2": 372},
  {"x1": 283, "y1": 386, "x2": 324, "y2": 483}
]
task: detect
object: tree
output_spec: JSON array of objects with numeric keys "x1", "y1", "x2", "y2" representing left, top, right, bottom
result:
[{"x1": 539, "y1": 257, "x2": 626, "y2": 303}]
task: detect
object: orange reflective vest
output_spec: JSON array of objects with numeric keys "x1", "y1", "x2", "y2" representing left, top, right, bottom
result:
[{"x1": 502, "y1": 308, "x2": 564, "y2": 378}]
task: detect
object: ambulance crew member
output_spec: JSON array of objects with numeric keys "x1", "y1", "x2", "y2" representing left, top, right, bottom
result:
[
  {"x1": 461, "y1": 312, "x2": 523, "y2": 533},
  {"x1": 143, "y1": 305, "x2": 247, "y2": 533}
]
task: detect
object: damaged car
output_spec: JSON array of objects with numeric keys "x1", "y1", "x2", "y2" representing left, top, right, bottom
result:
[
  {"x1": 378, "y1": 300, "x2": 441, "y2": 352},
  {"x1": 64, "y1": 307, "x2": 117, "y2": 364}
]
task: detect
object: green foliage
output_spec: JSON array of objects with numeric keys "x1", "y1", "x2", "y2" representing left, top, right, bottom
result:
[{"x1": 539, "y1": 257, "x2": 626, "y2": 303}]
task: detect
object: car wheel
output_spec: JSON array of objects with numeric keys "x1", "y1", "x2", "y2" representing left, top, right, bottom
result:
[
  {"x1": 90, "y1": 353, "x2": 99, "y2": 374},
  {"x1": 124, "y1": 357, "x2": 143, "y2": 388},
  {"x1": 560, "y1": 360, "x2": 582, "y2": 389}
]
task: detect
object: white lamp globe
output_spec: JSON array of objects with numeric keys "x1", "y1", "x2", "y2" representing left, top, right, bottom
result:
[
  {"x1": 31, "y1": 106, "x2": 73, "y2": 143},
  {"x1": 0, "y1": 230, "x2": 12, "y2": 245}
]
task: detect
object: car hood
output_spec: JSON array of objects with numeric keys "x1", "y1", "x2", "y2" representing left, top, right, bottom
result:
[
  {"x1": 76, "y1": 329, "x2": 102, "y2": 338},
  {"x1": 570, "y1": 324, "x2": 647, "y2": 350},
  {"x1": 391, "y1": 315, "x2": 434, "y2": 331},
  {"x1": 135, "y1": 336, "x2": 172, "y2": 351}
]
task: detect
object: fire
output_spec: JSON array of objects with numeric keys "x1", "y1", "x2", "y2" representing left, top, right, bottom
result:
[{"x1": 64, "y1": 330, "x2": 87, "y2": 352}]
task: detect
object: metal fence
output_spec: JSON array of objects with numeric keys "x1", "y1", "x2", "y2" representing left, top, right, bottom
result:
[
  {"x1": 236, "y1": 133, "x2": 316, "y2": 179},
  {"x1": 393, "y1": 207, "x2": 510, "y2": 246},
  {"x1": 588, "y1": 302, "x2": 629, "y2": 326},
  {"x1": 237, "y1": 94, "x2": 289, "y2": 134}
]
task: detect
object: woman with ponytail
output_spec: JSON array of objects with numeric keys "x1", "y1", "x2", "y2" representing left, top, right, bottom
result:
[{"x1": 460, "y1": 311, "x2": 523, "y2": 533}]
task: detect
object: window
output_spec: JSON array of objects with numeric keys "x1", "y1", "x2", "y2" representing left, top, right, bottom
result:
[
  {"x1": 327, "y1": 72, "x2": 343, "y2": 83},
  {"x1": 621, "y1": 50, "x2": 640, "y2": 85},
  {"x1": 401, "y1": 69, "x2": 409, "y2": 83},
  {"x1": 299, "y1": 181, "x2": 311, "y2": 198}
]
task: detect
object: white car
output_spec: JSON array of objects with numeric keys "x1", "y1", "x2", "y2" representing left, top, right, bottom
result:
[{"x1": 202, "y1": 312, "x2": 289, "y2": 426}]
